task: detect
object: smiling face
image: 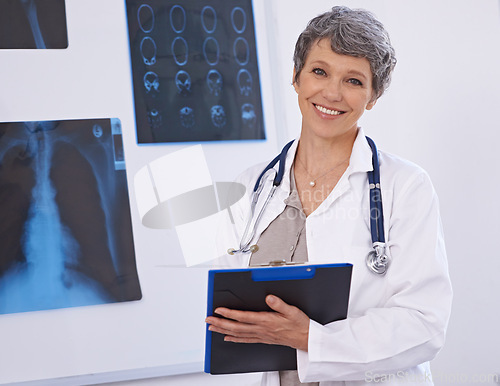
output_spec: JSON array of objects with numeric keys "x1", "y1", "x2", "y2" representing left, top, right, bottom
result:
[{"x1": 293, "y1": 38, "x2": 376, "y2": 143}]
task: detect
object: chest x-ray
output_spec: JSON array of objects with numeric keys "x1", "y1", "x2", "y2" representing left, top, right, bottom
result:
[
  {"x1": 0, "y1": 0, "x2": 68, "y2": 49},
  {"x1": 126, "y1": 0, "x2": 266, "y2": 143},
  {"x1": 0, "y1": 118, "x2": 141, "y2": 314}
]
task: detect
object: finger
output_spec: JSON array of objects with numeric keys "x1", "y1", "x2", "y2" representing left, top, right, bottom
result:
[
  {"x1": 208, "y1": 324, "x2": 240, "y2": 336},
  {"x1": 265, "y1": 295, "x2": 296, "y2": 317},
  {"x1": 205, "y1": 315, "x2": 228, "y2": 325},
  {"x1": 214, "y1": 307, "x2": 269, "y2": 324},
  {"x1": 209, "y1": 325, "x2": 259, "y2": 339},
  {"x1": 206, "y1": 313, "x2": 252, "y2": 327},
  {"x1": 224, "y1": 335, "x2": 265, "y2": 344},
  {"x1": 207, "y1": 314, "x2": 261, "y2": 335}
]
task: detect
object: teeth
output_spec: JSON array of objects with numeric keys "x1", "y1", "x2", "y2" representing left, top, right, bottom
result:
[{"x1": 315, "y1": 104, "x2": 342, "y2": 116}]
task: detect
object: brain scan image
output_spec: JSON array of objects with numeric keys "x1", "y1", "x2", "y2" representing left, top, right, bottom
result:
[
  {"x1": 172, "y1": 36, "x2": 189, "y2": 66},
  {"x1": 210, "y1": 105, "x2": 226, "y2": 129},
  {"x1": 147, "y1": 109, "x2": 162, "y2": 131},
  {"x1": 241, "y1": 103, "x2": 256, "y2": 128},
  {"x1": 144, "y1": 71, "x2": 160, "y2": 94},
  {"x1": 137, "y1": 4, "x2": 155, "y2": 33},
  {"x1": 231, "y1": 7, "x2": 247, "y2": 34},
  {"x1": 201, "y1": 6, "x2": 217, "y2": 34},
  {"x1": 233, "y1": 37, "x2": 250, "y2": 66},
  {"x1": 175, "y1": 70, "x2": 192, "y2": 96},
  {"x1": 170, "y1": 5, "x2": 186, "y2": 33},
  {"x1": 140, "y1": 36, "x2": 157, "y2": 66},
  {"x1": 237, "y1": 69, "x2": 253, "y2": 97},
  {"x1": 126, "y1": 0, "x2": 266, "y2": 143},
  {"x1": 207, "y1": 69, "x2": 223, "y2": 96},
  {"x1": 179, "y1": 107, "x2": 196, "y2": 128},
  {"x1": 0, "y1": 119, "x2": 141, "y2": 314},
  {"x1": 202, "y1": 37, "x2": 220, "y2": 66}
]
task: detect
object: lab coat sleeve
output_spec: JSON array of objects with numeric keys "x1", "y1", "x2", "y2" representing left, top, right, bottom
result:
[{"x1": 297, "y1": 170, "x2": 453, "y2": 382}]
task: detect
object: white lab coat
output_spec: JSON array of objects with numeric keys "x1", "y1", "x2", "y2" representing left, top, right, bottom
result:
[{"x1": 216, "y1": 128, "x2": 452, "y2": 386}]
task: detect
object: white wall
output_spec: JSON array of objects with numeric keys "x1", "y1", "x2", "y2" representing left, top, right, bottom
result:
[{"x1": 1, "y1": 0, "x2": 499, "y2": 385}]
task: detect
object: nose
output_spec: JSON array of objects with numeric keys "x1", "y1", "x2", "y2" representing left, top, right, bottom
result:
[{"x1": 322, "y1": 78, "x2": 342, "y2": 102}]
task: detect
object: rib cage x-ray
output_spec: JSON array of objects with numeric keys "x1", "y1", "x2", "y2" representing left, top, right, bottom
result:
[
  {"x1": 0, "y1": 0, "x2": 68, "y2": 49},
  {"x1": 0, "y1": 119, "x2": 141, "y2": 314}
]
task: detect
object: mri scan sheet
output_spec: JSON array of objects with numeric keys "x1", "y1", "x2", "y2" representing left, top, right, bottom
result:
[
  {"x1": 0, "y1": 0, "x2": 68, "y2": 49},
  {"x1": 0, "y1": 118, "x2": 142, "y2": 314},
  {"x1": 126, "y1": 0, "x2": 266, "y2": 143}
]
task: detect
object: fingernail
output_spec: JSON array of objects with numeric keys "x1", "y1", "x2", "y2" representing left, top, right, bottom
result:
[{"x1": 267, "y1": 295, "x2": 275, "y2": 304}]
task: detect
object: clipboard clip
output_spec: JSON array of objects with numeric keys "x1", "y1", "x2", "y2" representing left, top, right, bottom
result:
[{"x1": 265, "y1": 260, "x2": 305, "y2": 267}]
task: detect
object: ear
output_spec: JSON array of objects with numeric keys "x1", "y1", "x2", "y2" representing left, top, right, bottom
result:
[
  {"x1": 366, "y1": 98, "x2": 377, "y2": 111},
  {"x1": 292, "y1": 68, "x2": 299, "y2": 93}
]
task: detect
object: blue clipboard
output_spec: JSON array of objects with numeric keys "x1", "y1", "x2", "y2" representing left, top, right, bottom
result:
[{"x1": 204, "y1": 263, "x2": 352, "y2": 375}]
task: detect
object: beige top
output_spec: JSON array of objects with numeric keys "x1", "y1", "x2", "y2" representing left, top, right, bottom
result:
[
  {"x1": 249, "y1": 169, "x2": 308, "y2": 266},
  {"x1": 249, "y1": 168, "x2": 319, "y2": 386}
]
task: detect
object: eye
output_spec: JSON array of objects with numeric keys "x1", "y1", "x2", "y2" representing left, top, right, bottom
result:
[
  {"x1": 312, "y1": 68, "x2": 326, "y2": 76},
  {"x1": 348, "y1": 78, "x2": 363, "y2": 86}
]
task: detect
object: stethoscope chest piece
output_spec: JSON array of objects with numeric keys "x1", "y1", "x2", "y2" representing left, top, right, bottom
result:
[{"x1": 366, "y1": 246, "x2": 389, "y2": 275}]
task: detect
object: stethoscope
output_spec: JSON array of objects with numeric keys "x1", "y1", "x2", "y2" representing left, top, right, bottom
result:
[{"x1": 227, "y1": 136, "x2": 390, "y2": 275}]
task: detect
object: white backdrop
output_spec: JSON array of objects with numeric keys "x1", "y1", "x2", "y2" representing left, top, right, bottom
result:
[{"x1": 1, "y1": 0, "x2": 499, "y2": 385}]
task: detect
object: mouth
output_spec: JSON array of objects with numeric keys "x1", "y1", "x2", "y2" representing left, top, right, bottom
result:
[{"x1": 314, "y1": 103, "x2": 345, "y2": 116}]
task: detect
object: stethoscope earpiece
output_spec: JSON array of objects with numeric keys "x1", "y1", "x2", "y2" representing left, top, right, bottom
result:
[{"x1": 249, "y1": 245, "x2": 259, "y2": 253}]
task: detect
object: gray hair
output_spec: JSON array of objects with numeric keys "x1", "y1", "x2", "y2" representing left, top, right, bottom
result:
[{"x1": 293, "y1": 6, "x2": 396, "y2": 100}]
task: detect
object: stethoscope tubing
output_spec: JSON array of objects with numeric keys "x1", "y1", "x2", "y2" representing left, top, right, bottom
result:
[
  {"x1": 253, "y1": 140, "x2": 294, "y2": 192},
  {"x1": 230, "y1": 137, "x2": 389, "y2": 274},
  {"x1": 238, "y1": 176, "x2": 277, "y2": 253},
  {"x1": 366, "y1": 136, "x2": 385, "y2": 245}
]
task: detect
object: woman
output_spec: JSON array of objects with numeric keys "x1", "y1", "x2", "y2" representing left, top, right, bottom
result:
[{"x1": 206, "y1": 6, "x2": 452, "y2": 386}]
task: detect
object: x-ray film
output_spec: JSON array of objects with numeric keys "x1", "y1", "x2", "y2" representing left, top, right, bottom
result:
[
  {"x1": 126, "y1": 0, "x2": 266, "y2": 143},
  {"x1": 0, "y1": 118, "x2": 141, "y2": 314},
  {"x1": 0, "y1": 0, "x2": 68, "y2": 49}
]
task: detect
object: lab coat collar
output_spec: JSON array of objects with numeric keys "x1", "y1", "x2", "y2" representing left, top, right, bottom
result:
[
  {"x1": 346, "y1": 127, "x2": 375, "y2": 176},
  {"x1": 265, "y1": 129, "x2": 374, "y2": 202}
]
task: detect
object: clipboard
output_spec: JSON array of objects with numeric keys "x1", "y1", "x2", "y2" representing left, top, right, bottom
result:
[{"x1": 204, "y1": 263, "x2": 353, "y2": 375}]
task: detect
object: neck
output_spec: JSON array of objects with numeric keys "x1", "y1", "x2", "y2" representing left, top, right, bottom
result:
[{"x1": 296, "y1": 128, "x2": 358, "y2": 175}]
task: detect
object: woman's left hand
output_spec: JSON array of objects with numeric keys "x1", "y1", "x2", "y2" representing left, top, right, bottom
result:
[{"x1": 205, "y1": 294, "x2": 310, "y2": 352}]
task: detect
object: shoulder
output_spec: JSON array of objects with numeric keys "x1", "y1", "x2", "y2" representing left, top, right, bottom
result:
[
  {"x1": 234, "y1": 160, "x2": 272, "y2": 189},
  {"x1": 378, "y1": 150, "x2": 437, "y2": 203},
  {"x1": 379, "y1": 149, "x2": 425, "y2": 175}
]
